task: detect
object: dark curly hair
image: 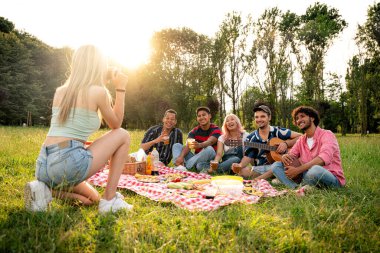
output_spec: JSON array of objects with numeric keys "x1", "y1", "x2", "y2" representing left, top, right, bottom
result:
[{"x1": 292, "y1": 106, "x2": 320, "y2": 126}]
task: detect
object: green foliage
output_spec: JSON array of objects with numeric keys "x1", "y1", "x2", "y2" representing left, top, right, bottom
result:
[
  {"x1": 345, "y1": 3, "x2": 380, "y2": 135},
  {"x1": 214, "y1": 12, "x2": 251, "y2": 115},
  {"x1": 299, "y1": 2, "x2": 347, "y2": 48},
  {"x1": 0, "y1": 127, "x2": 379, "y2": 252},
  {"x1": 0, "y1": 25, "x2": 69, "y2": 126},
  {"x1": 356, "y1": 2, "x2": 380, "y2": 55},
  {"x1": 0, "y1": 17, "x2": 14, "y2": 33},
  {"x1": 250, "y1": 7, "x2": 295, "y2": 126},
  {"x1": 0, "y1": 5, "x2": 379, "y2": 134},
  {"x1": 132, "y1": 28, "x2": 216, "y2": 130}
]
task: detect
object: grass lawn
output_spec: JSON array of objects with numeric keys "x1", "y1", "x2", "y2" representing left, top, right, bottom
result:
[{"x1": 0, "y1": 126, "x2": 379, "y2": 252}]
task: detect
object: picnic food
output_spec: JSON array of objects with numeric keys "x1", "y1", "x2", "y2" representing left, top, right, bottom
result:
[
  {"x1": 192, "y1": 184, "x2": 207, "y2": 191},
  {"x1": 243, "y1": 181, "x2": 252, "y2": 187},
  {"x1": 212, "y1": 175, "x2": 243, "y2": 182},
  {"x1": 243, "y1": 187, "x2": 263, "y2": 196},
  {"x1": 135, "y1": 173, "x2": 159, "y2": 183},
  {"x1": 204, "y1": 186, "x2": 217, "y2": 199},
  {"x1": 164, "y1": 173, "x2": 186, "y2": 182},
  {"x1": 192, "y1": 179, "x2": 211, "y2": 185},
  {"x1": 181, "y1": 193, "x2": 198, "y2": 198},
  {"x1": 167, "y1": 182, "x2": 193, "y2": 190},
  {"x1": 211, "y1": 178, "x2": 244, "y2": 196}
]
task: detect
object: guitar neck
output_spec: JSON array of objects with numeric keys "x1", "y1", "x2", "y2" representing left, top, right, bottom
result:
[{"x1": 243, "y1": 141, "x2": 277, "y2": 151}]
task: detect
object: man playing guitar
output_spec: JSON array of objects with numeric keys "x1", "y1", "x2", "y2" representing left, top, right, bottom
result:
[{"x1": 232, "y1": 104, "x2": 301, "y2": 180}]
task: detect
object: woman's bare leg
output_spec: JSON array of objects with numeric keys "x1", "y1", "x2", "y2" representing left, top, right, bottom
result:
[
  {"x1": 52, "y1": 182, "x2": 101, "y2": 205},
  {"x1": 86, "y1": 128, "x2": 130, "y2": 200}
]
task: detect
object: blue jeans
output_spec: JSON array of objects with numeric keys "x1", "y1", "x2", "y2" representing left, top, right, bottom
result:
[
  {"x1": 252, "y1": 165, "x2": 272, "y2": 175},
  {"x1": 217, "y1": 155, "x2": 241, "y2": 174},
  {"x1": 36, "y1": 140, "x2": 93, "y2": 188},
  {"x1": 172, "y1": 143, "x2": 216, "y2": 171},
  {"x1": 272, "y1": 161, "x2": 342, "y2": 189}
]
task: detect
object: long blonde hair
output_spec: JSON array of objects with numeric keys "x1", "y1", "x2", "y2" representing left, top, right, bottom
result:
[
  {"x1": 58, "y1": 45, "x2": 110, "y2": 123},
  {"x1": 222, "y1": 114, "x2": 245, "y2": 140}
]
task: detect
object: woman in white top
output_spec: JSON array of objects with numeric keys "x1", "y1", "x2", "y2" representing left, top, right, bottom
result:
[
  {"x1": 25, "y1": 45, "x2": 132, "y2": 213},
  {"x1": 208, "y1": 114, "x2": 247, "y2": 174}
]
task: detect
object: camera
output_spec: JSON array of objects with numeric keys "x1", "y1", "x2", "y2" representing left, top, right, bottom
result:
[{"x1": 106, "y1": 68, "x2": 119, "y2": 80}]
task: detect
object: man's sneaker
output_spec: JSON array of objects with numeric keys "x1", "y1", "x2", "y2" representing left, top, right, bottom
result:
[
  {"x1": 24, "y1": 180, "x2": 52, "y2": 211},
  {"x1": 98, "y1": 193, "x2": 133, "y2": 214}
]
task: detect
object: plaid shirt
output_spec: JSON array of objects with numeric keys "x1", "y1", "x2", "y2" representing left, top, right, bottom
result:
[{"x1": 141, "y1": 125, "x2": 183, "y2": 165}]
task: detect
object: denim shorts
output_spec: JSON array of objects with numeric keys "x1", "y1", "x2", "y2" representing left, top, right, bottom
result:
[{"x1": 35, "y1": 140, "x2": 93, "y2": 188}]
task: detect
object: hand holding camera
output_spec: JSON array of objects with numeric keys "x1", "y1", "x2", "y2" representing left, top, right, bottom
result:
[{"x1": 107, "y1": 67, "x2": 128, "y2": 90}]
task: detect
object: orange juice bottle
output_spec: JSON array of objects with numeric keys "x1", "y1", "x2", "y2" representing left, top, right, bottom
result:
[{"x1": 146, "y1": 152, "x2": 152, "y2": 175}]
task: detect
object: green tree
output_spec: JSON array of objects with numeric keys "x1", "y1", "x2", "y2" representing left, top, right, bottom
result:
[
  {"x1": 250, "y1": 7, "x2": 294, "y2": 126},
  {"x1": 283, "y1": 3, "x2": 347, "y2": 105},
  {"x1": 239, "y1": 86, "x2": 266, "y2": 131},
  {"x1": 0, "y1": 17, "x2": 14, "y2": 33},
  {"x1": 214, "y1": 12, "x2": 251, "y2": 115},
  {"x1": 347, "y1": 2, "x2": 380, "y2": 134},
  {"x1": 0, "y1": 18, "x2": 69, "y2": 126},
  {"x1": 133, "y1": 28, "x2": 215, "y2": 130}
]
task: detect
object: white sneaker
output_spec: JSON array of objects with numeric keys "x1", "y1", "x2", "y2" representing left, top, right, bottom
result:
[
  {"x1": 271, "y1": 178, "x2": 281, "y2": 185},
  {"x1": 98, "y1": 193, "x2": 133, "y2": 214},
  {"x1": 115, "y1": 192, "x2": 125, "y2": 199},
  {"x1": 174, "y1": 165, "x2": 187, "y2": 172},
  {"x1": 24, "y1": 180, "x2": 52, "y2": 211}
]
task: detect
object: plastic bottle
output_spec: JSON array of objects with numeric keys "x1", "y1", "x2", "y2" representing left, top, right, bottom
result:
[
  {"x1": 152, "y1": 148, "x2": 160, "y2": 165},
  {"x1": 151, "y1": 148, "x2": 160, "y2": 175},
  {"x1": 146, "y1": 152, "x2": 152, "y2": 175}
]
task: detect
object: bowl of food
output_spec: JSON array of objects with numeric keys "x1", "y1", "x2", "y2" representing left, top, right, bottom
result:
[{"x1": 211, "y1": 177, "x2": 244, "y2": 196}]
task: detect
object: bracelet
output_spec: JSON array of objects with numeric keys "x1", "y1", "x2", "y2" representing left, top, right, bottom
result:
[
  {"x1": 283, "y1": 141, "x2": 289, "y2": 147},
  {"x1": 116, "y1": 89, "x2": 126, "y2": 92}
]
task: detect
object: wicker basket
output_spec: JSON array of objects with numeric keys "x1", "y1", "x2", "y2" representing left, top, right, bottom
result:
[{"x1": 123, "y1": 161, "x2": 146, "y2": 175}]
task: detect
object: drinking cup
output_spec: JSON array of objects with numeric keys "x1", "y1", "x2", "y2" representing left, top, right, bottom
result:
[
  {"x1": 187, "y1": 138, "x2": 196, "y2": 149},
  {"x1": 232, "y1": 164, "x2": 242, "y2": 174},
  {"x1": 210, "y1": 161, "x2": 218, "y2": 171}
]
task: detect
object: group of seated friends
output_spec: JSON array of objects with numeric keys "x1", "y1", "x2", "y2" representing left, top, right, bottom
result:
[
  {"x1": 24, "y1": 45, "x2": 345, "y2": 214},
  {"x1": 143, "y1": 105, "x2": 345, "y2": 192}
]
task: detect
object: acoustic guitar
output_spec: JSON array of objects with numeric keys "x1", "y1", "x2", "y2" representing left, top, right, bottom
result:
[
  {"x1": 225, "y1": 137, "x2": 301, "y2": 166},
  {"x1": 226, "y1": 137, "x2": 303, "y2": 183}
]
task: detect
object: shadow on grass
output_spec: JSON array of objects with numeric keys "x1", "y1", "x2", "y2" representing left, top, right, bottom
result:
[
  {"x1": 0, "y1": 204, "x2": 127, "y2": 252},
  {"x1": 0, "y1": 207, "x2": 84, "y2": 252}
]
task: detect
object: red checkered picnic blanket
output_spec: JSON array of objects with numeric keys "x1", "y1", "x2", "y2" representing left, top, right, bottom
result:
[{"x1": 87, "y1": 165, "x2": 288, "y2": 211}]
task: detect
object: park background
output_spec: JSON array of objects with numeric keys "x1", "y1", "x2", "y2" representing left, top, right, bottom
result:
[
  {"x1": 0, "y1": 1, "x2": 379, "y2": 134},
  {"x1": 0, "y1": 1, "x2": 379, "y2": 252}
]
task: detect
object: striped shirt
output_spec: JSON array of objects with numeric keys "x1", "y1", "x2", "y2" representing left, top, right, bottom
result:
[
  {"x1": 141, "y1": 125, "x2": 183, "y2": 165},
  {"x1": 188, "y1": 123, "x2": 222, "y2": 154}
]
